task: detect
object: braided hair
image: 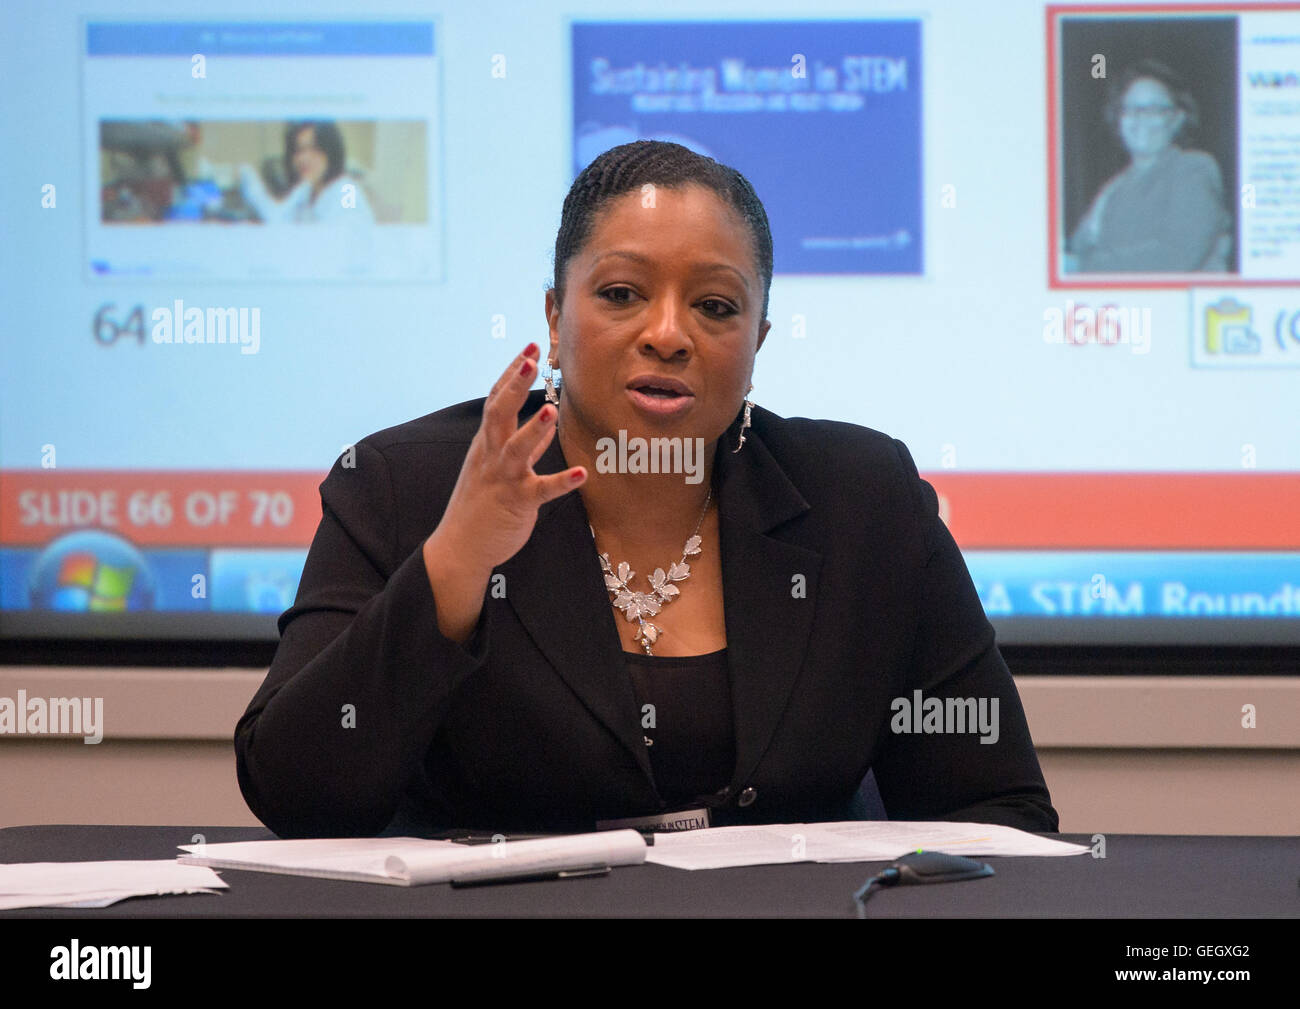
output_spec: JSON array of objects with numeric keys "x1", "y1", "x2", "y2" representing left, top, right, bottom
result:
[{"x1": 550, "y1": 140, "x2": 773, "y2": 323}]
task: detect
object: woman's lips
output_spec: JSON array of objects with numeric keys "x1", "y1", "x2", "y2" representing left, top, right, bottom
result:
[{"x1": 627, "y1": 387, "x2": 695, "y2": 417}]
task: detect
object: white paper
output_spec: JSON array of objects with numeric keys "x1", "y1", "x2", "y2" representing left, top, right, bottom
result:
[
  {"x1": 645, "y1": 821, "x2": 1089, "y2": 870},
  {"x1": 177, "y1": 830, "x2": 648, "y2": 885},
  {"x1": 178, "y1": 836, "x2": 452, "y2": 883},
  {"x1": 395, "y1": 830, "x2": 647, "y2": 884},
  {"x1": 0, "y1": 859, "x2": 227, "y2": 910}
]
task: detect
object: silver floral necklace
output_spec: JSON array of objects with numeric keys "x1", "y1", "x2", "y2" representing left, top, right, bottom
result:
[{"x1": 593, "y1": 488, "x2": 713, "y2": 655}]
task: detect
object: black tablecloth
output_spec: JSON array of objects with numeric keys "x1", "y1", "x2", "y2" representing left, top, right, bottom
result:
[{"x1": 1, "y1": 825, "x2": 1295, "y2": 918}]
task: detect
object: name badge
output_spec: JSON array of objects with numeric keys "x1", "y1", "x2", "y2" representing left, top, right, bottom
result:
[{"x1": 596, "y1": 807, "x2": 711, "y2": 832}]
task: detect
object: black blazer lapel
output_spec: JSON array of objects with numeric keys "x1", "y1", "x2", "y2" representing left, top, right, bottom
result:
[
  {"x1": 712, "y1": 414, "x2": 822, "y2": 796},
  {"x1": 496, "y1": 427, "x2": 656, "y2": 784}
]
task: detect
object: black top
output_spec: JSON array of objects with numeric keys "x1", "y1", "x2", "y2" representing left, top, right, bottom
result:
[{"x1": 624, "y1": 647, "x2": 734, "y2": 808}]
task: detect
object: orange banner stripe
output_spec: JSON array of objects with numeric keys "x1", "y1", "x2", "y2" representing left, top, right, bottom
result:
[
  {"x1": 0, "y1": 471, "x2": 325, "y2": 547},
  {"x1": 924, "y1": 473, "x2": 1300, "y2": 550},
  {"x1": 2, "y1": 471, "x2": 1296, "y2": 551}
]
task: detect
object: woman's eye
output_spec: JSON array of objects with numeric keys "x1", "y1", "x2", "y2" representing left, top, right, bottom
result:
[
  {"x1": 600, "y1": 286, "x2": 636, "y2": 305},
  {"x1": 699, "y1": 298, "x2": 737, "y2": 318},
  {"x1": 599, "y1": 288, "x2": 735, "y2": 317}
]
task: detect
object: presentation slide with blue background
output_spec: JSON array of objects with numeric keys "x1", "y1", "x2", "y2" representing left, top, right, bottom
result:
[{"x1": 573, "y1": 20, "x2": 923, "y2": 274}]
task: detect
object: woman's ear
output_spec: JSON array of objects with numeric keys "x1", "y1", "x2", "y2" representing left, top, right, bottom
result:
[
  {"x1": 544, "y1": 287, "x2": 556, "y2": 323},
  {"x1": 544, "y1": 288, "x2": 561, "y2": 361},
  {"x1": 757, "y1": 318, "x2": 771, "y2": 353}
]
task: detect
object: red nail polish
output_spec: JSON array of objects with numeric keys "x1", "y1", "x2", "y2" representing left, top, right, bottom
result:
[
  {"x1": 519, "y1": 358, "x2": 533, "y2": 376},
  {"x1": 523, "y1": 342, "x2": 538, "y2": 356}
]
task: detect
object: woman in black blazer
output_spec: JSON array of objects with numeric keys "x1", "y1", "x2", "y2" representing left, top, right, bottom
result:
[{"x1": 235, "y1": 140, "x2": 1059, "y2": 838}]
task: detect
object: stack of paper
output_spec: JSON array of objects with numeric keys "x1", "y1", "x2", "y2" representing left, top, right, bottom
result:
[
  {"x1": 177, "y1": 830, "x2": 647, "y2": 885},
  {"x1": 0, "y1": 860, "x2": 227, "y2": 910},
  {"x1": 645, "y1": 821, "x2": 1090, "y2": 870}
]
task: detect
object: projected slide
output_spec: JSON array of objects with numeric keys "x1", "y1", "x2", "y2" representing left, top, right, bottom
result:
[
  {"x1": 1, "y1": 3, "x2": 1297, "y2": 645},
  {"x1": 573, "y1": 20, "x2": 923, "y2": 275},
  {"x1": 2, "y1": 18, "x2": 447, "y2": 630},
  {"x1": 82, "y1": 22, "x2": 442, "y2": 281}
]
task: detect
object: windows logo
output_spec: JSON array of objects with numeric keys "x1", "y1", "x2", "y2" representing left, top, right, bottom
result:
[{"x1": 27, "y1": 531, "x2": 156, "y2": 612}]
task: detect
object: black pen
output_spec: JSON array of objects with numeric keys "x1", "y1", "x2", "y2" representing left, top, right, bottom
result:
[
  {"x1": 444, "y1": 831, "x2": 654, "y2": 846},
  {"x1": 450, "y1": 864, "x2": 611, "y2": 887}
]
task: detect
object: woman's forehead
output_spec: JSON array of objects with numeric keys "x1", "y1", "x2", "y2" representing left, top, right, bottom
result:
[
  {"x1": 1125, "y1": 77, "x2": 1173, "y2": 101},
  {"x1": 583, "y1": 184, "x2": 750, "y2": 257}
]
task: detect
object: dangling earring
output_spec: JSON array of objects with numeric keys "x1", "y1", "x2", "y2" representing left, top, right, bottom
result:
[
  {"x1": 732, "y1": 385, "x2": 753, "y2": 454},
  {"x1": 544, "y1": 358, "x2": 560, "y2": 405}
]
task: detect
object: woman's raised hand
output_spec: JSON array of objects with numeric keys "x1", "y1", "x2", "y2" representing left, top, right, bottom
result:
[{"x1": 421, "y1": 344, "x2": 586, "y2": 642}]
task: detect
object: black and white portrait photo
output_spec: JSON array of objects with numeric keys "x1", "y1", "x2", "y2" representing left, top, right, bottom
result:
[{"x1": 1057, "y1": 17, "x2": 1239, "y2": 277}]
